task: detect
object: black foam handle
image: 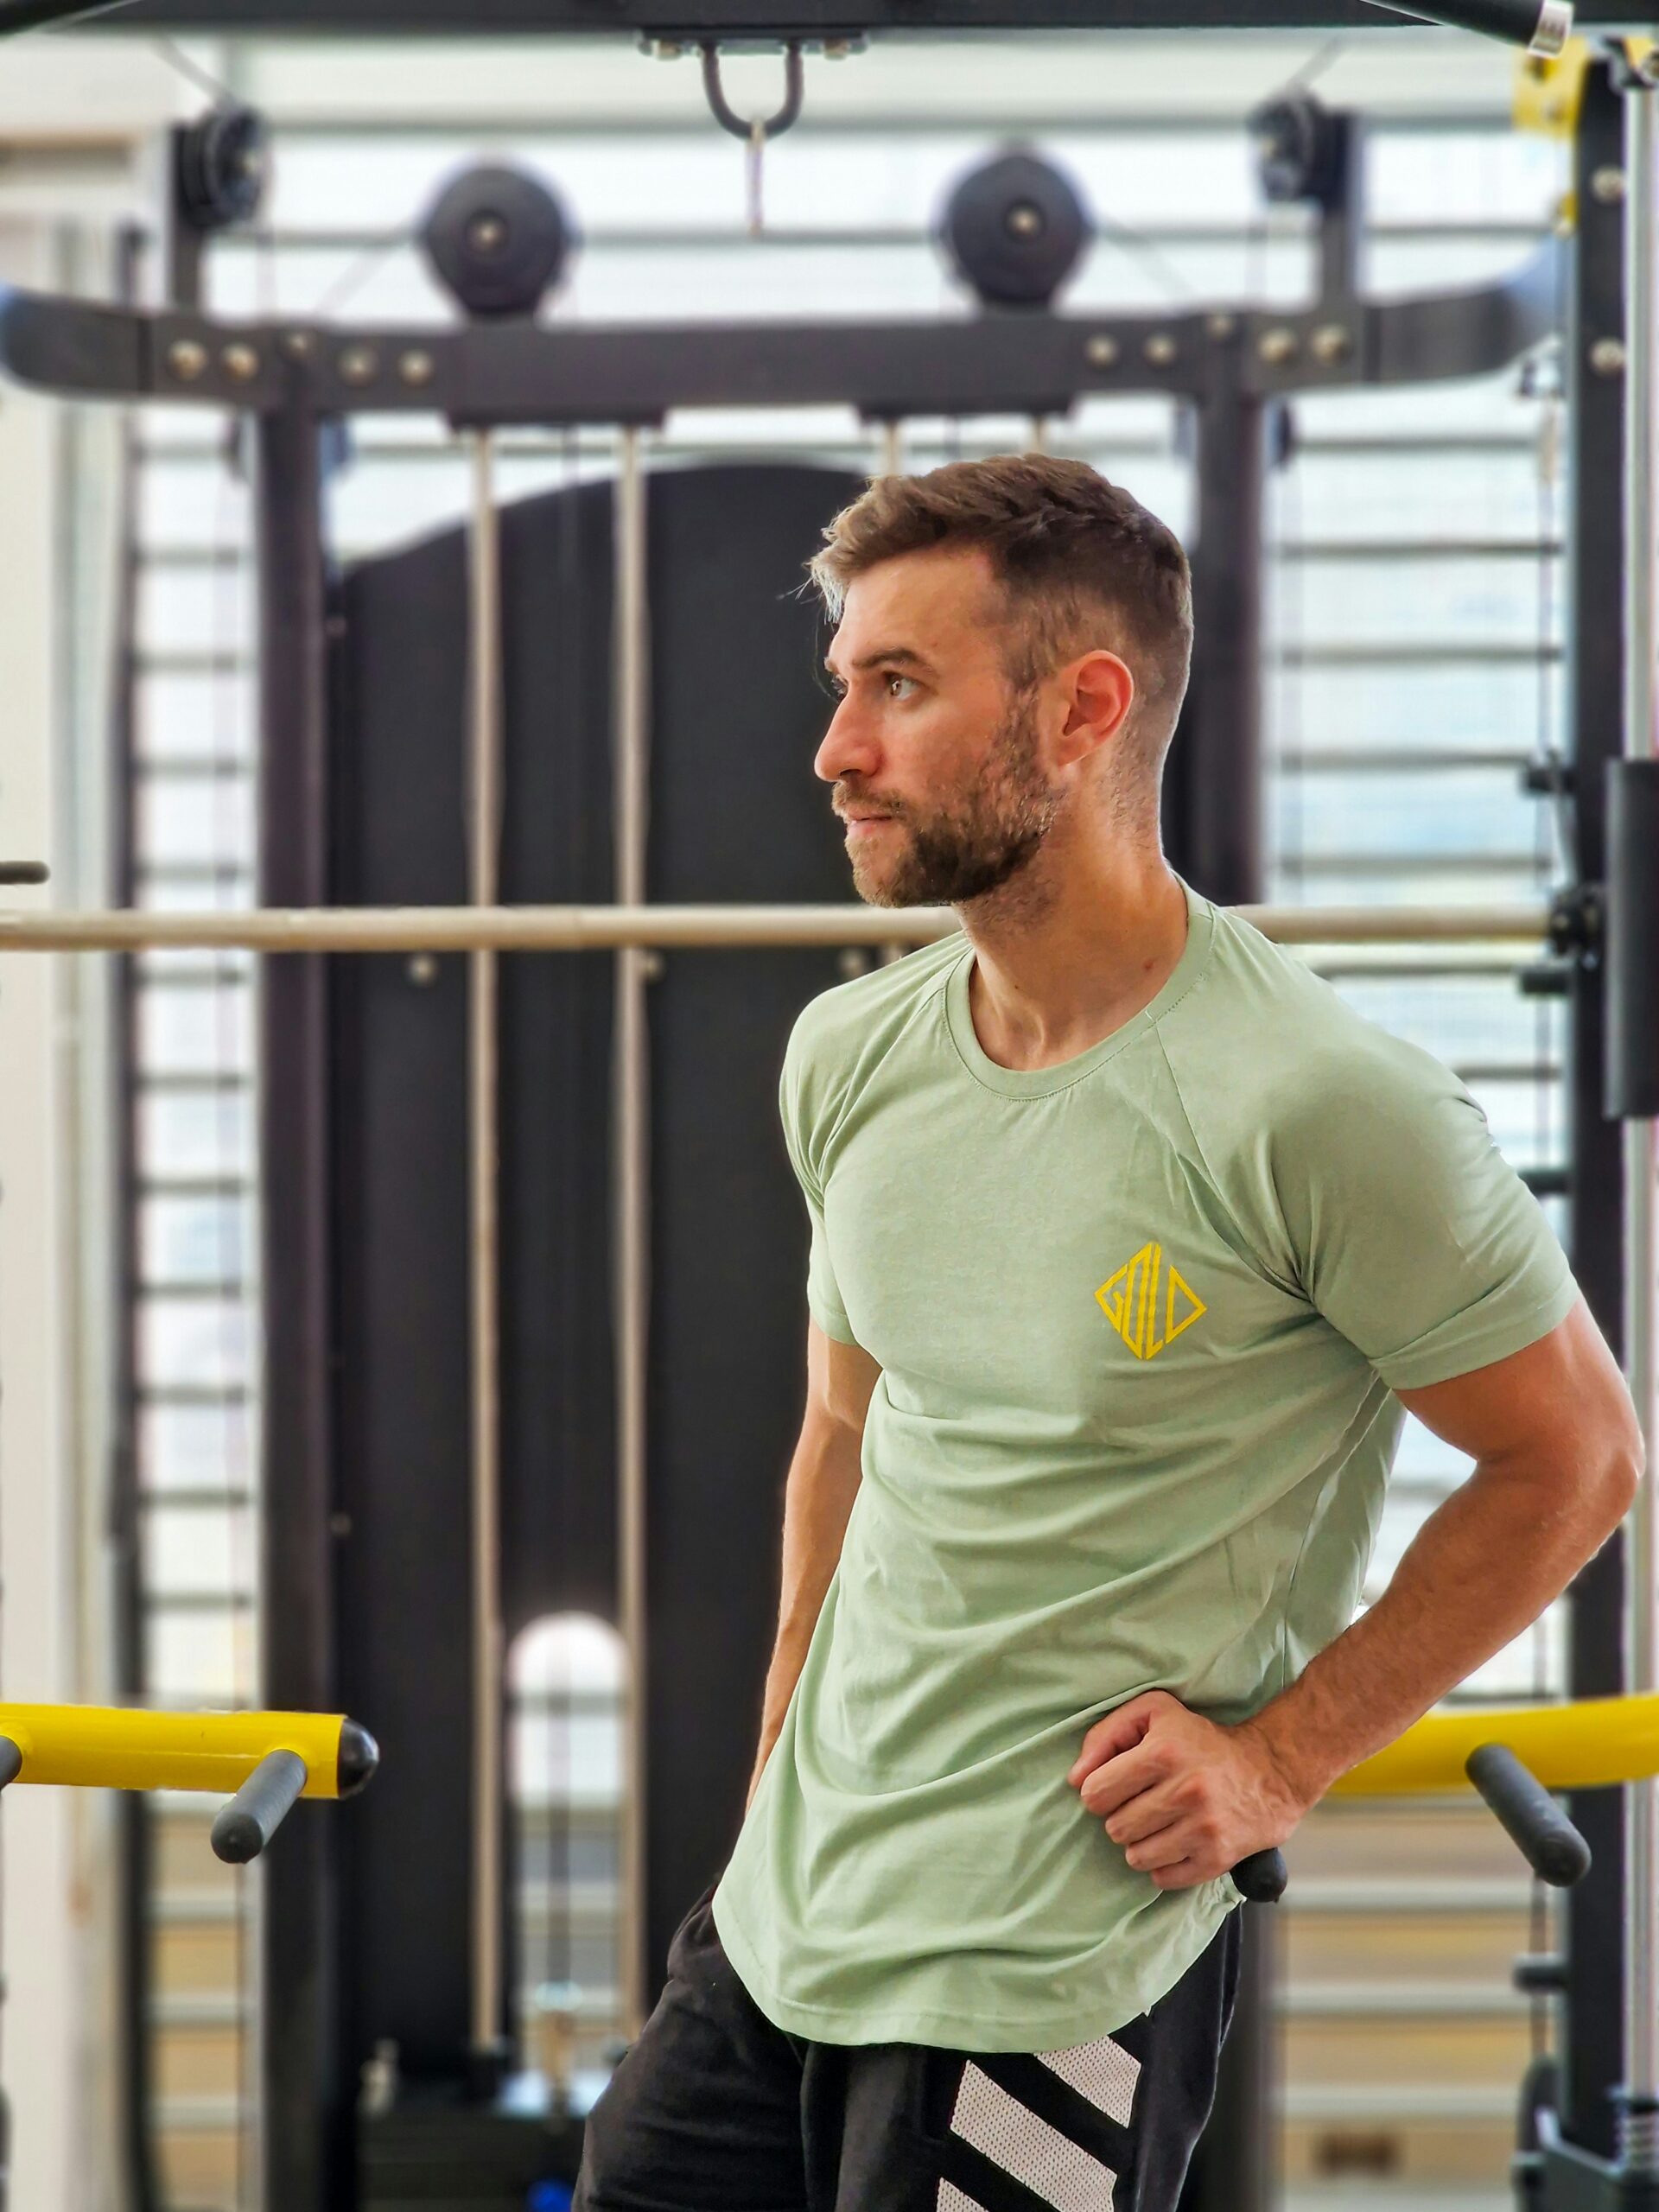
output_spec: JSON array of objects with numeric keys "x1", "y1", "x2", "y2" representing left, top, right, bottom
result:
[
  {"x1": 1230, "y1": 1847, "x2": 1288, "y2": 1904},
  {"x1": 211, "y1": 1748, "x2": 308, "y2": 1865},
  {"x1": 1466, "y1": 1742, "x2": 1591, "y2": 1888},
  {"x1": 0, "y1": 863, "x2": 48, "y2": 887}
]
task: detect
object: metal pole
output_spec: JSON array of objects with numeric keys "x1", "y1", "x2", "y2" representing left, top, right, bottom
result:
[
  {"x1": 613, "y1": 426, "x2": 652, "y2": 2039},
  {"x1": 0, "y1": 901, "x2": 1551, "y2": 955},
  {"x1": 1561, "y1": 51, "x2": 1630, "y2": 2159},
  {"x1": 255, "y1": 395, "x2": 340, "y2": 2212},
  {"x1": 467, "y1": 429, "x2": 506, "y2": 2070},
  {"x1": 880, "y1": 421, "x2": 902, "y2": 476},
  {"x1": 1621, "y1": 54, "x2": 1659, "y2": 2171}
]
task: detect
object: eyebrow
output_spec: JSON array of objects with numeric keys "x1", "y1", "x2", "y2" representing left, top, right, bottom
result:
[{"x1": 823, "y1": 645, "x2": 937, "y2": 678}]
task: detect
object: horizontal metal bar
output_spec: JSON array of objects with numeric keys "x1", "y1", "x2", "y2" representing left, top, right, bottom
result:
[
  {"x1": 1275, "y1": 747, "x2": 1535, "y2": 772},
  {"x1": 141, "y1": 1591, "x2": 255, "y2": 1613},
  {"x1": 136, "y1": 1383, "x2": 252, "y2": 1407},
  {"x1": 222, "y1": 219, "x2": 1553, "y2": 256},
  {"x1": 0, "y1": 901, "x2": 1551, "y2": 953},
  {"x1": 139, "y1": 1489, "x2": 256, "y2": 1512},
  {"x1": 137, "y1": 1280, "x2": 251, "y2": 1300},
  {"x1": 138, "y1": 1176, "x2": 254, "y2": 1198},
  {"x1": 131, "y1": 431, "x2": 1544, "y2": 474},
  {"x1": 0, "y1": 236, "x2": 1560, "y2": 417},
  {"x1": 1283, "y1": 1878, "x2": 1540, "y2": 1913},
  {"x1": 252, "y1": 111, "x2": 1525, "y2": 145},
  {"x1": 1275, "y1": 642, "x2": 1560, "y2": 666},
  {"x1": 1275, "y1": 854, "x2": 1548, "y2": 876},
  {"x1": 1279, "y1": 1983, "x2": 1527, "y2": 2018},
  {"x1": 1281, "y1": 2083, "x2": 1517, "y2": 2122},
  {"x1": 137, "y1": 1072, "x2": 251, "y2": 1095}
]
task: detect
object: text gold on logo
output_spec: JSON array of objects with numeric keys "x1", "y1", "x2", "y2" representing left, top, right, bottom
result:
[{"x1": 1095, "y1": 1241, "x2": 1206, "y2": 1362}]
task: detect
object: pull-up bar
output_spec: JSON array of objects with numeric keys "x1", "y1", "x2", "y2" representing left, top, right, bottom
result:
[{"x1": 0, "y1": 899, "x2": 1554, "y2": 954}]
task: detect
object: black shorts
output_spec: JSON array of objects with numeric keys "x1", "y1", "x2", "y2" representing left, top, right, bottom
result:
[{"x1": 574, "y1": 1886, "x2": 1241, "y2": 2212}]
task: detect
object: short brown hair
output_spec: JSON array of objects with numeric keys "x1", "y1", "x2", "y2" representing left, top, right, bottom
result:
[{"x1": 809, "y1": 453, "x2": 1193, "y2": 781}]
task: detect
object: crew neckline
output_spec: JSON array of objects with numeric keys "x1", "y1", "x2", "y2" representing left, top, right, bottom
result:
[{"x1": 944, "y1": 875, "x2": 1216, "y2": 1099}]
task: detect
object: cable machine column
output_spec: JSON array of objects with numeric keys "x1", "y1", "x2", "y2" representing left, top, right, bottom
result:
[
  {"x1": 467, "y1": 428, "x2": 507, "y2": 2077},
  {"x1": 613, "y1": 426, "x2": 652, "y2": 2038},
  {"x1": 1615, "y1": 46, "x2": 1659, "y2": 2175}
]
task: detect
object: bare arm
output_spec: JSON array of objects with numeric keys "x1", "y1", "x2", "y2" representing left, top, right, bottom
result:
[
  {"x1": 746, "y1": 1319, "x2": 881, "y2": 1811},
  {"x1": 1071, "y1": 1296, "x2": 1643, "y2": 1887}
]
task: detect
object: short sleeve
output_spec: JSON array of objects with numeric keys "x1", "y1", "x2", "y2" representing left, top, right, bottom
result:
[
  {"x1": 779, "y1": 1026, "x2": 858, "y2": 1347},
  {"x1": 1268, "y1": 1033, "x2": 1577, "y2": 1392}
]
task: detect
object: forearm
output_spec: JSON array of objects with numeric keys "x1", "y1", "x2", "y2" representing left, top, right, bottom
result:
[
  {"x1": 747, "y1": 1418, "x2": 862, "y2": 1805},
  {"x1": 1246, "y1": 1447, "x2": 1634, "y2": 1808}
]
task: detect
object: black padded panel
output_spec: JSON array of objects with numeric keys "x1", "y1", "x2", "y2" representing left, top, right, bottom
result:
[{"x1": 327, "y1": 460, "x2": 862, "y2": 2078}]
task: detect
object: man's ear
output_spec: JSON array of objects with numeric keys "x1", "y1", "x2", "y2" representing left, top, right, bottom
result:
[{"x1": 1058, "y1": 649, "x2": 1135, "y2": 767}]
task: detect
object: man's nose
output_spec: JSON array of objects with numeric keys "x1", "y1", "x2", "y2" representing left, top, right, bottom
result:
[{"x1": 815, "y1": 698, "x2": 881, "y2": 786}]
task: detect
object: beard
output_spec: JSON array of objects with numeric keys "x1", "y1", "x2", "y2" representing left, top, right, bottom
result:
[{"x1": 839, "y1": 692, "x2": 1062, "y2": 910}]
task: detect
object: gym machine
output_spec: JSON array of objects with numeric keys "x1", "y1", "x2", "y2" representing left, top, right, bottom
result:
[{"x1": 2, "y1": 3, "x2": 1657, "y2": 2208}]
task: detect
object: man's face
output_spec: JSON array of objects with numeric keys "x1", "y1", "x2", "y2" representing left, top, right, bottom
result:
[{"x1": 817, "y1": 546, "x2": 1063, "y2": 909}]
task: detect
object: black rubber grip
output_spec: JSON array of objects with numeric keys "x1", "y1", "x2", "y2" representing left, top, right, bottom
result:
[
  {"x1": 211, "y1": 1748, "x2": 308, "y2": 1865},
  {"x1": 0, "y1": 1737, "x2": 21, "y2": 1789},
  {"x1": 1230, "y1": 1847, "x2": 1287, "y2": 1904},
  {"x1": 0, "y1": 863, "x2": 48, "y2": 887},
  {"x1": 1466, "y1": 1743, "x2": 1591, "y2": 1888}
]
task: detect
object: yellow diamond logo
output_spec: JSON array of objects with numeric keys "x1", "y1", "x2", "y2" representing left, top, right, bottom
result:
[{"x1": 1096, "y1": 1242, "x2": 1206, "y2": 1361}]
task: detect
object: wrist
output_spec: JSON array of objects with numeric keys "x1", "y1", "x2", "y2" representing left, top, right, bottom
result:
[{"x1": 1238, "y1": 1699, "x2": 1338, "y2": 1815}]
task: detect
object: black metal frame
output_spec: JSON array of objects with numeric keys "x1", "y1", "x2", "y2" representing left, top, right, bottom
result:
[
  {"x1": 72, "y1": 0, "x2": 1659, "y2": 29},
  {"x1": 0, "y1": 90, "x2": 1626, "y2": 2212}
]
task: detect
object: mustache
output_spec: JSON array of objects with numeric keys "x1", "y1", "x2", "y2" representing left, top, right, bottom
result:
[{"x1": 833, "y1": 785, "x2": 908, "y2": 820}]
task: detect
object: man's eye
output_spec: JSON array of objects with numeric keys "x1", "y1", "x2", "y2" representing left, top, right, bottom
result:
[{"x1": 886, "y1": 673, "x2": 918, "y2": 700}]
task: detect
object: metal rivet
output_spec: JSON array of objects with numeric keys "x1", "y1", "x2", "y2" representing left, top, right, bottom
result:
[
  {"x1": 650, "y1": 37, "x2": 683, "y2": 58},
  {"x1": 167, "y1": 338, "x2": 208, "y2": 382},
  {"x1": 1206, "y1": 312, "x2": 1236, "y2": 340},
  {"x1": 1006, "y1": 202, "x2": 1044, "y2": 239},
  {"x1": 1259, "y1": 327, "x2": 1299, "y2": 366},
  {"x1": 398, "y1": 349, "x2": 435, "y2": 388},
  {"x1": 467, "y1": 213, "x2": 508, "y2": 256},
  {"x1": 338, "y1": 345, "x2": 380, "y2": 386},
  {"x1": 1144, "y1": 334, "x2": 1178, "y2": 367},
  {"x1": 282, "y1": 330, "x2": 315, "y2": 359},
  {"x1": 1592, "y1": 166, "x2": 1627, "y2": 205},
  {"x1": 640, "y1": 950, "x2": 665, "y2": 982},
  {"x1": 1592, "y1": 336, "x2": 1627, "y2": 376},
  {"x1": 221, "y1": 342, "x2": 260, "y2": 382},
  {"x1": 823, "y1": 36, "x2": 852, "y2": 57},
  {"x1": 1085, "y1": 334, "x2": 1119, "y2": 368},
  {"x1": 1311, "y1": 324, "x2": 1352, "y2": 365},
  {"x1": 407, "y1": 953, "x2": 438, "y2": 985},
  {"x1": 836, "y1": 950, "x2": 871, "y2": 979}
]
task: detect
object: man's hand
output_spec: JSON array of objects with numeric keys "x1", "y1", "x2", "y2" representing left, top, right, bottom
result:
[{"x1": 1066, "y1": 1690, "x2": 1312, "y2": 1891}]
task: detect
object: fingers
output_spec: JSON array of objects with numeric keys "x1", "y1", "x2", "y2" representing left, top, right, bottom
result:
[
  {"x1": 1077, "y1": 1741, "x2": 1166, "y2": 1820},
  {"x1": 1066, "y1": 1692, "x2": 1168, "y2": 1788},
  {"x1": 1148, "y1": 1858, "x2": 1209, "y2": 1892}
]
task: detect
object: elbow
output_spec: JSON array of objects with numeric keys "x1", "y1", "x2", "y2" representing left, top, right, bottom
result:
[{"x1": 1593, "y1": 1423, "x2": 1643, "y2": 1541}]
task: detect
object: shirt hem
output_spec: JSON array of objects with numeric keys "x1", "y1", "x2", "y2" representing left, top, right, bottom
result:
[
  {"x1": 1371, "y1": 1272, "x2": 1577, "y2": 1392},
  {"x1": 710, "y1": 1878, "x2": 1232, "y2": 2052}
]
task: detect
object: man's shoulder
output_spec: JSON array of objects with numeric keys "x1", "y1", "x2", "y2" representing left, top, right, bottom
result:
[
  {"x1": 1162, "y1": 903, "x2": 1459, "y2": 1135},
  {"x1": 786, "y1": 930, "x2": 965, "y2": 1069}
]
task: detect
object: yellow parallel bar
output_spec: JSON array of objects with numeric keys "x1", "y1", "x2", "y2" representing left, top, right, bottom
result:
[
  {"x1": 0, "y1": 1704, "x2": 346, "y2": 1799},
  {"x1": 1334, "y1": 1694, "x2": 1659, "y2": 1799}
]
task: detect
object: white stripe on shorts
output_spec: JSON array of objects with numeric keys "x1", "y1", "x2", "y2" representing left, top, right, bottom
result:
[
  {"x1": 1038, "y1": 2033, "x2": 1141, "y2": 2127},
  {"x1": 935, "y1": 2186, "x2": 984, "y2": 2211},
  {"x1": 948, "y1": 2063, "x2": 1117, "y2": 2212}
]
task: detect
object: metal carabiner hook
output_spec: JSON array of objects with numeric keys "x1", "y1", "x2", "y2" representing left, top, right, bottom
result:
[{"x1": 699, "y1": 40, "x2": 806, "y2": 143}]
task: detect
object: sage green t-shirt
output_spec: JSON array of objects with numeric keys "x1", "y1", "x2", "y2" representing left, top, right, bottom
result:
[{"x1": 711, "y1": 877, "x2": 1576, "y2": 2052}]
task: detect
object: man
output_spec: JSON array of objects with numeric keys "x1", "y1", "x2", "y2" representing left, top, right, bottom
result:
[{"x1": 575, "y1": 454, "x2": 1641, "y2": 2212}]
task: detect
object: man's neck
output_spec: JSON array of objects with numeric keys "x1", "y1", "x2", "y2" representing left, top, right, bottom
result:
[{"x1": 957, "y1": 836, "x2": 1189, "y2": 1075}]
